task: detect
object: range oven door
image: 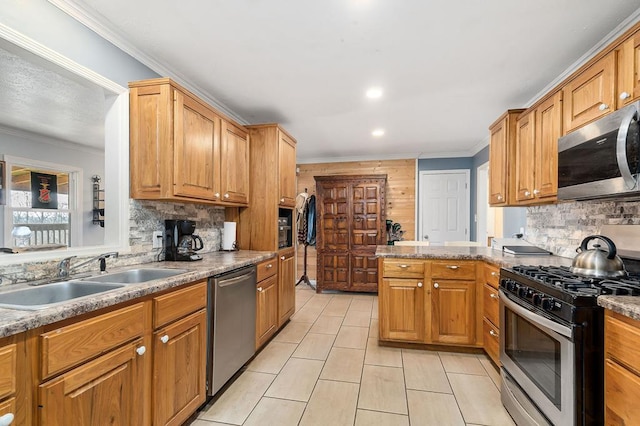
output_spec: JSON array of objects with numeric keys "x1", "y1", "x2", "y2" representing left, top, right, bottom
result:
[{"x1": 499, "y1": 290, "x2": 575, "y2": 426}]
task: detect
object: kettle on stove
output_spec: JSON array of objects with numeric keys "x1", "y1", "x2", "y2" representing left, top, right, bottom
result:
[{"x1": 570, "y1": 235, "x2": 627, "y2": 278}]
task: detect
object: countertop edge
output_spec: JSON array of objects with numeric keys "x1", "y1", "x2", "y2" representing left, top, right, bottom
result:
[{"x1": 598, "y1": 296, "x2": 640, "y2": 322}]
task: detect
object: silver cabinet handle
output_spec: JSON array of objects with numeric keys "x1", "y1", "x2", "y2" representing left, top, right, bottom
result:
[
  {"x1": 489, "y1": 329, "x2": 499, "y2": 338},
  {"x1": 490, "y1": 293, "x2": 499, "y2": 299},
  {"x1": 497, "y1": 194, "x2": 503, "y2": 201},
  {"x1": 224, "y1": 193, "x2": 230, "y2": 199},
  {"x1": 433, "y1": 283, "x2": 439, "y2": 289},
  {"x1": 599, "y1": 103, "x2": 609, "y2": 111},
  {"x1": 399, "y1": 264, "x2": 409, "y2": 269},
  {"x1": 524, "y1": 191, "x2": 531, "y2": 197},
  {"x1": 266, "y1": 264, "x2": 273, "y2": 269},
  {"x1": 136, "y1": 346, "x2": 146, "y2": 356},
  {"x1": 214, "y1": 192, "x2": 220, "y2": 198},
  {"x1": 490, "y1": 271, "x2": 497, "y2": 277},
  {"x1": 280, "y1": 198, "x2": 285, "y2": 203},
  {"x1": 257, "y1": 287, "x2": 263, "y2": 292},
  {"x1": 616, "y1": 104, "x2": 639, "y2": 190},
  {"x1": 417, "y1": 282, "x2": 423, "y2": 288},
  {"x1": 446, "y1": 265, "x2": 459, "y2": 270},
  {"x1": 533, "y1": 189, "x2": 540, "y2": 195},
  {"x1": 160, "y1": 335, "x2": 169, "y2": 344},
  {"x1": 0, "y1": 413, "x2": 14, "y2": 426},
  {"x1": 620, "y1": 91, "x2": 631, "y2": 100},
  {"x1": 280, "y1": 256, "x2": 286, "y2": 260}
]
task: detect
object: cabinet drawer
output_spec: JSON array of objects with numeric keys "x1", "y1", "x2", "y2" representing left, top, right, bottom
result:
[
  {"x1": 605, "y1": 359, "x2": 640, "y2": 425},
  {"x1": 431, "y1": 261, "x2": 476, "y2": 280},
  {"x1": 383, "y1": 259, "x2": 425, "y2": 278},
  {"x1": 41, "y1": 303, "x2": 145, "y2": 379},
  {"x1": 483, "y1": 284, "x2": 500, "y2": 327},
  {"x1": 485, "y1": 263, "x2": 500, "y2": 289},
  {"x1": 154, "y1": 281, "x2": 207, "y2": 329},
  {"x1": 256, "y1": 257, "x2": 277, "y2": 282},
  {"x1": 0, "y1": 343, "x2": 16, "y2": 399},
  {"x1": 605, "y1": 311, "x2": 640, "y2": 375},
  {"x1": 483, "y1": 318, "x2": 500, "y2": 366}
]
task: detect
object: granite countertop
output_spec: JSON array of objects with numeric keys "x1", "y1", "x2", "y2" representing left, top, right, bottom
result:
[
  {"x1": 598, "y1": 296, "x2": 640, "y2": 321},
  {"x1": 0, "y1": 250, "x2": 275, "y2": 338}
]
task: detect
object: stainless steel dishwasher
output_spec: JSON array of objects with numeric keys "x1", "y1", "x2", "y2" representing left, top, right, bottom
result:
[{"x1": 207, "y1": 265, "x2": 256, "y2": 396}]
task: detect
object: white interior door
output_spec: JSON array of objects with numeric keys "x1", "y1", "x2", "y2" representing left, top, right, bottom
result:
[
  {"x1": 419, "y1": 170, "x2": 470, "y2": 245},
  {"x1": 476, "y1": 163, "x2": 488, "y2": 246}
]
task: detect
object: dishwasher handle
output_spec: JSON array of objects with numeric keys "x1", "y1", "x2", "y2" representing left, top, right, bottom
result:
[{"x1": 216, "y1": 270, "x2": 256, "y2": 288}]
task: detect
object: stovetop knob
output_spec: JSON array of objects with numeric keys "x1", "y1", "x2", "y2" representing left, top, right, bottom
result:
[
  {"x1": 517, "y1": 286, "x2": 529, "y2": 298},
  {"x1": 541, "y1": 297, "x2": 556, "y2": 311},
  {"x1": 532, "y1": 293, "x2": 543, "y2": 306}
]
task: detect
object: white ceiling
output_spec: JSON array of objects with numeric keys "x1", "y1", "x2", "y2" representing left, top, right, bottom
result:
[{"x1": 56, "y1": 0, "x2": 640, "y2": 162}]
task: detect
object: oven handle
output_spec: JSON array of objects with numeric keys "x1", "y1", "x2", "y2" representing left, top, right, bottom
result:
[
  {"x1": 499, "y1": 291, "x2": 573, "y2": 339},
  {"x1": 616, "y1": 105, "x2": 639, "y2": 190}
]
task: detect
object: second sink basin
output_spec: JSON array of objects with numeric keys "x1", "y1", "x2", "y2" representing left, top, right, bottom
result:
[
  {"x1": 0, "y1": 281, "x2": 125, "y2": 310},
  {"x1": 85, "y1": 268, "x2": 189, "y2": 284}
]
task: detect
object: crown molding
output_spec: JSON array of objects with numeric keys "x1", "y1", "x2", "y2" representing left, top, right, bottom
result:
[{"x1": 47, "y1": 0, "x2": 249, "y2": 125}]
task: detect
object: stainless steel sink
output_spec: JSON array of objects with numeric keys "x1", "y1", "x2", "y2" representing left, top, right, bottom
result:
[
  {"x1": 0, "y1": 281, "x2": 125, "y2": 310},
  {"x1": 83, "y1": 268, "x2": 189, "y2": 284}
]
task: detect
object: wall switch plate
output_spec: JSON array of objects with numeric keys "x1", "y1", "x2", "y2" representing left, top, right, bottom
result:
[{"x1": 152, "y1": 231, "x2": 163, "y2": 249}]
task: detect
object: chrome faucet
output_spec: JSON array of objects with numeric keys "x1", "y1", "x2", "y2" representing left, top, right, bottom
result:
[{"x1": 58, "y1": 251, "x2": 119, "y2": 278}]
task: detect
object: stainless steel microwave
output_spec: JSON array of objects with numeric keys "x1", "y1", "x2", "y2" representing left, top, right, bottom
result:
[{"x1": 558, "y1": 100, "x2": 640, "y2": 201}]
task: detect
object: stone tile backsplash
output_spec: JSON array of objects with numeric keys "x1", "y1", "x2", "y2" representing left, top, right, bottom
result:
[
  {"x1": 526, "y1": 199, "x2": 640, "y2": 258},
  {"x1": 0, "y1": 200, "x2": 226, "y2": 285}
]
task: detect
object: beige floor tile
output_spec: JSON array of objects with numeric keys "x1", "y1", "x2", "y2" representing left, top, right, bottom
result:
[
  {"x1": 292, "y1": 332, "x2": 335, "y2": 360},
  {"x1": 322, "y1": 298, "x2": 352, "y2": 317},
  {"x1": 243, "y1": 397, "x2": 306, "y2": 426},
  {"x1": 334, "y1": 325, "x2": 370, "y2": 349},
  {"x1": 273, "y1": 321, "x2": 313, "y2": 343},
  {"x1": 402, "y1": 349, "x2": 452, "y2": 393},
  {"x1": 320, "y1": 347, "x2": 365, "y2": 383},
  {"x1": 439, "y1": 351, "x2": 488, "y2": 375},
  {"x1": 355, "y1": 409, "x2": 409, "y2": 426},
  {"x1": 198, "y1": 371, "x2": 275, "y2": 425},
  {"x1": 299, "y1": 380, "x2": 359, "y2": 426},
  {"x1": 406, "y1": 389, "x2": 465, "y2": 426},
  {"x1": 358, "y1": 365, "x2": 408, "y2": 415},
  {"x1": 371, "y1": 299, "x2": 379, "y2": 319},
  {"x1": 448, "y1": 373, "x2": 515, "y2": 425},
  {"x1": 309, "y1": 315, "x2": 343, "y2": 334},
  {"x1": 246, "y1": 341, "x2": 297, "y2": 374},
  {"x1": 350, "y1": 298, "x2": 374, "y2": 312},
  {"x1": 478, "y1": 354, "x2": 501, "y2": 389},
  {"x1": 343, "y1": 309, "x2": 372, "y2": 327},
  {"x1": 365, "y1": 337, "x2": 403, "y2": 367},
  {"x1": 189, "y1": 420, "x2": 230, "y2": 426},
  {"x1": 265, "y1": 357, "x2": 324, "y2": 402},
  {"x1": 291, "y1": 304, "x2": 324, "y2": 323},
  {"x1": 369, "y1": 318, "x2": 379, "y2": 338},
  {"x1": 304, "y1": 296, "x2": 332, "y2": 310}
]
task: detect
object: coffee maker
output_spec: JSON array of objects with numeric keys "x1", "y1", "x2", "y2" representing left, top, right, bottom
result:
[{"x1": 165, "y1": 219, "x2": 204, "y2": 261}]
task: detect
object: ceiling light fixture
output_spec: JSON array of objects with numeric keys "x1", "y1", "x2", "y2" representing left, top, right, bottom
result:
[
  {"x1": 366, "y1": 87, "x2": 383, "y2": 99},
  {"x1": 372, "y1": 129, "x2": 385, "y2": 137}
]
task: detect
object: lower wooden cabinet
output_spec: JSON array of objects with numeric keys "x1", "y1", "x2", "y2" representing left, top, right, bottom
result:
[
  {"x1": 38, "y1": 338, "x2": 146, "y2": 425},
  {"x1": 431, "y1": 279, "x2": 475, "y2": 345},
  {"x1": 278, "y1": 248, "x2": 296, "y2": 327},
  {"x1": 256, "y1": 275, "x2": 278, "y2": 349},
  {"x1": 482, "y1": 263, "x2": 501, "y2": 365},
  {"x1": 153, "y1": 309, "x2": 207, "y2": 426},
  {"x1": 379, "y1": 277, "x2": 425, "y2": 342}
]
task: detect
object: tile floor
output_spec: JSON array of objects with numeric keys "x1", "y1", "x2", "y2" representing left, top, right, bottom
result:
[{"x1": 193, "y1": 285, "x2": 515, "y2": 426}]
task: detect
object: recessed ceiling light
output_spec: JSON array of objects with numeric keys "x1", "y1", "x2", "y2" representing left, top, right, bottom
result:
[
  {"x1": 366, "y1": 87, "x2": 383, "y2": 99},
  {"x1": 372, "y1": 129, "x2": 385, "y2": 137}
]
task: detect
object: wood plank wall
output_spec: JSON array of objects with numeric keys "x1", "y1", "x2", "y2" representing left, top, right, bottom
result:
[{"x1": 295, "y1": 159, "x2": 416, "y2": 282}]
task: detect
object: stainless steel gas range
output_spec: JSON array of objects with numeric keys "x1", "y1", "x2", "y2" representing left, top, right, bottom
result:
[{"x1": 498, "y1": 265, "x2": 640, "y2": 426}]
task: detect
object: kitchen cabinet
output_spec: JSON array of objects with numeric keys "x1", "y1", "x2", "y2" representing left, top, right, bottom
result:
[
  {"x1": 379, "y1": 259, "x2": 427, "y2": 342},
  {"x1": 278, "y1": 131, "x2": 297, "y2": 208},
  {"x1": 256, "y1": 256, "x2": 278, "y2": 349},
  {"x1": 129, "y1": 78, "x2": 249, "y2": 206},
  {"x1": 430, "y1": 261, "x2": 476, "y2": 345},
  {"x1": 0, "y1": 333, "x2": 29, "y2": 426},
  {"x1": 533, "y1": 91, "x2": 562, "y2": 201},
  {"x1": 604, "y1": 309, "x2": 640, "y2": 425},
  {"x1": 315, "y1": 175, "x2": 387, "y2": 293},
  {"x1": 617, "y1": 31, "x2": 640, "y2": 108},
  {"x1": 482, "y1": 263, "x2": 501, "y2": 365},
  {"x1": 515, "y1": 109, "x2": 535, "y2": 203},
  {"x1": 278, "y1": 248, "x2": 296, "y2": 327},
  {"x1": 562, "y1": 52, "x2": 616, "y2": 134},
  {"x1": 152, "y1": 281, "x2": 207, "y2": 426},
  {"x1": 489, "y1": 109, "x2": 525, "y2": 206}
]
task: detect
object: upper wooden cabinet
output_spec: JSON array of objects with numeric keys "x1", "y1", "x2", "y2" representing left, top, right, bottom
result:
[
  {"x1": 489, "y1": 109, "x2": 524, "y2": 206},
  {"x1": 241, "y1": 124, "x2": 298, "y2": 251},
  {"x1": 515, "y1": 110, "x2": 536, "y2": 203},
  {"x1": 129, "y1": 78, "x2": 249, "y2": 206},
  {"x1": 563, "y1": 52, "x2": 616, "y2": 134},
  {"x1": 617, "y1": 31, "x2": 640, "y2": 108}
]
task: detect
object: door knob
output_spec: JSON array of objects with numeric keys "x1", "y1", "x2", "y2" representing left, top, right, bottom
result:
[
  {"x1": 160, "y1": 335, "x2": 169, "y2": 344},
  {"x1": 257, "y1": 287, "x2": 263, "y2": 292},
  {"x1": 0, "y1": 413, "x2": 14, "y2": 426},
  {"x1": 224, "y1": 193, "x2": 230, "y2": 199},
  {"x1": 417, "y1": 282, "x2": 423, "y2": 288},
  {"x1": 489, "y1": 329, "x2": 499, "y2": 338},
  {"x1": 136, "y1": 346, "x2": 146, "y2": 356},
  {"x1": 524, "y1": 191, "x2": 531, "y2": 197},
  {"x1": 433, "y1": 283, "x2": 439, "y2": 289},
  {"x1": 620, "y1": 91, "x2": 631, "y2": 100},
  {"x1": 214, "y1": 192, "x2": 220, "y2": 198},
  {"x1": 533, "y1": 189, "x2": 540, "y2": 195},
  {"x1": 599, "y1": 103, "x2": 609, "y2": 111}
]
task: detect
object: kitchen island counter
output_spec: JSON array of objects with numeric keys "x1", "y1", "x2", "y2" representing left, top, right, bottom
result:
[
  {"x1": 598, "y1": 296, "x2": 640, "y2": 321},
  {"x1": 0, "y1": 250, "x2": 274, "y2": 338}
]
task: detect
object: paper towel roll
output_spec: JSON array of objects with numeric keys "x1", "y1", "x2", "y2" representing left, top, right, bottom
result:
[{"x1": 222, "y1": 222, "x2": 237, "y2": 250}]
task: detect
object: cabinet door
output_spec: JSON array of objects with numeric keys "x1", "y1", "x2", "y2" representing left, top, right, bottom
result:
[
  {"x1": 38, "y1": 339, "x2": 145, "y2": 426},
  {"x1": 563, "y1": 52, "x2": 616, "y2": 134},
  {"x1": 605, "y1": 359, "x2": 640, "y2": 425},
  {"x1": 515, "y1": 110, "x2": 536, "y2": 203},
  {"x1": 0, "y1": 398, "x2": 15, "y2": 423},
  {"x1": 534, "y1": 91, "x2": 562, "y2": 200},
  {"x1": 489, "y1": 116, "x2": 509, "y2": 205},
  {"x1": 319, "y1": 252, "x2": 350, "y2": 291},
  {"x1": 256, "y1": 275, "x2": 278, "y2": 349},
  {"x1": 350, "y1": 253, "x2": 378, "y2": 292},
  {"x1": 153, "y1": 310, "x2": 207, "y2": 426},
  {"x1": 316, "y1": 182, "x2": 350, "y2": 251},
  {"x1": 278, "y1": 249, "x2": 296, "y2": 326},
  {"x1": 431, "y1": 280, "x2": 475, "y2": 345},
  {"x1": 379, "y1": 278, "x2": 425, "y2": 342},
  {"x1": 220, "y1": 120, "x2": 250, "y2": 204},
  {"x1": 617, "y1": 32, "x2": 640, "y2": 108},
  {"x1": 173, "y1": 90, "x2": 220, "y2": 200},
  {"x1": 278, "y1": 132, "x2": 297, "y2": 208}
]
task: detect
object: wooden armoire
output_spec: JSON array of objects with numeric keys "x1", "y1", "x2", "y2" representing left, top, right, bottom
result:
[{"x1": 315, "y1": 174, "x2": 387, "y2": 293}]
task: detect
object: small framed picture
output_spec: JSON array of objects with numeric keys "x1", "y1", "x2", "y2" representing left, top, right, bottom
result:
[{"x1": 0, "y1": 160, "x2": 5, "y2": 205}]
